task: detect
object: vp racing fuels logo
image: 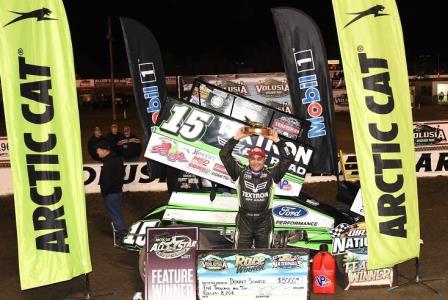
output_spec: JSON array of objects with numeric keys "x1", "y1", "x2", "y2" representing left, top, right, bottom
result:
[
  {"x1": 344, "y1": 5, "x2": 388, "y2": 28},
  {"x1": 244, "y1": 180, "x2": 267, "y2": 193},
  {"x1": 3, "y1": 8, "x2": 57, "y2": 28},
  {"x1": 149, "y1": 234, "x2": 197, "y2": 259}
]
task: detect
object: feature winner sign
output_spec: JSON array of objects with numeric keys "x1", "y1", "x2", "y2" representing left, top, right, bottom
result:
[
  {"x1": 197, "y1": 248, "x2": 309, "y2": 300},
  {"x1": 146, "y1": 97, "x2": 314, "y2": 196},
  {"x1": 330, "y1": 223, "x2": 395, "y2": 289},
  {"x1": 145, "y1": 227, "x2": 198, "y2": 300}
]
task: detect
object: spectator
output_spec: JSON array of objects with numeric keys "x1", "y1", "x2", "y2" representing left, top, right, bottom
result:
[
  {"x1": 87, "y1": 126, "x2": 106, "y2": 162},
  {"x1": 118, "y1": 125, "x2": 142, "y2": 161},
  {"x1": 96, "y1": 140, "x2": 127, "y2": 246},
  {"x1": 105, "y1": 123, "x2": 123, "y2": 155}
]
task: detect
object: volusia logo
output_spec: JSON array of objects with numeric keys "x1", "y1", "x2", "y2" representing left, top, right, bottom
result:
[
  {"x1": 3, "y1": 8, "x2": 57, "y2": 28},
  {"x1": 413, "y1": 124, "x2": 447, "y2": 146},
  {"x1": 344, "y1": 5, "x2": 388, "y2": 28},
  {"x1": 200, "y1": 255, "x2": 228, "y2": 271},
  {"x1": 255, "y1": 78, "x2": 289, "y2": 97},
  {"x1": 216, "y1": 80, "x2": 249, "y2": 96},
  {"x1": 149, "y1": 234, "x2": 197, "y2": 259}
]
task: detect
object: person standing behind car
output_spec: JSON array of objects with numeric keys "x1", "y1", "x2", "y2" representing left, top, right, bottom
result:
[
  {"x1": 219, "y1": 127, "x2": 294, "y2": 249},
  {"x1": 87, "y1": 126, "x2": 106, "y2": 162},
  {"x1": 118, "y1": 125, "x2": 142, "y2": 162},
  {"x1": 96, "y1": 140, "x2": 127, "y2": 245},
  {"x1": 105, "y1": 123, "x2": 124, "y2": 156}
]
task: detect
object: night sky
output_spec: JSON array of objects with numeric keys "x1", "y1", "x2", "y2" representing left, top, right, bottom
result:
[{"x1": 63, "y1": 0, "x2": 446, "y2": 78}]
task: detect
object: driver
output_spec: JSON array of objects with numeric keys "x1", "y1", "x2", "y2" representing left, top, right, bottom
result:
[{"x1": 219, "y1": 126, "x2": 294, "y2": 248}]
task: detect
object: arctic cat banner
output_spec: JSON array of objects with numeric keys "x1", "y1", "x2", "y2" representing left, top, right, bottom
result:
[
  {"x1": 189, "y1": 80, "x2": 310, "y2": 141},
  {"x1": 0, "y1": 0, "x2": 92, "y2": 289},
  {"x1": 333, "y1": 0, "x2": 420, "y2": 269},
  {"x1": 145, "y1": 98, "x2": 314, "y2": 196},
  {"x1": 120, "y1": 17, "x2": 167, "y2": 180},
  {"x1": 272, "y1": 8, "x2": 339, "y2": 175}
]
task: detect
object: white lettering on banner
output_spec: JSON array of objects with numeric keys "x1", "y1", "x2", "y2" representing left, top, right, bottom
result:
[
  {"x1": 81, "y1": 162, "x2": 167, "y2": 194},
  {"x1": 151, "y1": 269, "x2": 195, "y2": 299}
]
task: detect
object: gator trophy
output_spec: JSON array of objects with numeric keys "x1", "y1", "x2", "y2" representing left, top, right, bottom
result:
[{"x1": 243, "y1": 116, "x2": 272, "y2": 136}]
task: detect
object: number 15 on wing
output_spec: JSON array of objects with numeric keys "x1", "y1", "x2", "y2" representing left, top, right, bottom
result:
[{"x1": 160, "y1": 104, "x2": 215, "y2": 142}]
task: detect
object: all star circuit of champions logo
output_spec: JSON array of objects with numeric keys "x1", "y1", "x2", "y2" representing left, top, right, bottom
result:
[{"x1": 149, "y1": 234, "x2": 197, "y2": 259}]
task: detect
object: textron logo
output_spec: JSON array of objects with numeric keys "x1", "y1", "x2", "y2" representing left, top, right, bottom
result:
[
  {"x1": 294, "y1": 50, "x2": 315, "y2": 74},
  {"x1": 294, "y1": 49, "x2": 326, "y2": 138},
  {"x1": 139, "y1": 62, "x2": 157, "y2": 83},
  {"x1": 3, "y1": 8, "x2": 57, "y2": 28},
  {"x1": 244, "y1": 181, "x2": 267, "y2": 193},
  {"x1": 344, "y1": 5, "x2": 388, "y2": 28}
]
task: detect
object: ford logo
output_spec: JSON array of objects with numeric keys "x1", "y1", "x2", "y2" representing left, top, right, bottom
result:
[{"x1": 273, "y1": 205, "x2": 308, "y2": 218}]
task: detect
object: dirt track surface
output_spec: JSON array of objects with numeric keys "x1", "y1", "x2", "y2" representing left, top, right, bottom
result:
[{"x1": 1, "y1": 104, "x2": 448, "y2": 299}]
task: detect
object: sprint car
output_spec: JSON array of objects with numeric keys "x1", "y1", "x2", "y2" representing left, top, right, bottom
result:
[{"x1": 120, "y1": 188, "x2": 361, "y2": 280}]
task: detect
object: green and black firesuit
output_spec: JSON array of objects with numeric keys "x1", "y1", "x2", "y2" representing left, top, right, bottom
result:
[{"x1": 219, "y1": 138, "x2": 294, "y2": 248}]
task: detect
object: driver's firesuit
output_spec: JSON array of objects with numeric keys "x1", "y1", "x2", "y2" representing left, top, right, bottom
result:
[{"x1": 219, "y1": 137, "x2": 294, "y2": 248}]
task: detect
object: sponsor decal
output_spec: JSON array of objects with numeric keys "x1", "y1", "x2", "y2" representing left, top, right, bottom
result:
[
  {"x1": 255, "y1": 78, "x2": 289, "y2": 98},
  {"x1": 15, "y1": 56, "x2": 70, "y2": 253},
  {"x1": 151, "y1": 140, "x2": 188, "y2": 162},
  {"x1": 344, "y1": 5, "x2": 388, "y2": 28},
  {"x1": 3, "y1": 8, "x2": 57, "y2": 28},
  {"x1": 272, "y1": 254, "x2": 303, "y2": 269},
  {"x1": 413, "y1": 124, "x2": 447, "y2": 146},
  {"x1": 315, "y1": 275, "x2": 331, "y2": 287},
  {"x1": 244, "y1": 180, "x2": 268, "y2": 193},
  {"x1": 294, "y1": 49, "x2": 327, "y2": 139},
  {"x1": 357, "y1": 52, "x2": 409, "y2": 240},
  {"x1": 272, "y1": 116, "x2": 302, "y2": 139},
  {"x1": 200, "y1": 255, "x2": 228, "y2": 271},
  {"x1": 139, "y1": 62, "x2": 161, "y2": 124},
  {"x1": 213, "y1": 163, "x2": 228, "y2": 175},
  {"x1": 188, "y1": 155, "x2": 211, "y2": 174},
  {"x1": 216, "y1": 80, "x2": 249, "y2": 96},
  {"x1": 278, "y1": 179, "x2": 292, "y2": 191},
  {"x1": 275, "y1": 220, "x2": 318, "y2": 226},
  {"x1": 149, "y1": 234, "x2": 197, "y2": 259},
  {"x1": 273, "y1": 205, "x2": 308, "y2": 219},
  {"x1": 331, "y1": 223, "x2": 367, "y2": 255},
  {"x1": 235, "y1": 255, "x2": 266, "y2": 273}
]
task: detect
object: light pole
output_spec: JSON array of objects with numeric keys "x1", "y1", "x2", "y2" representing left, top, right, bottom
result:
[{"x1": 108, "y1": 16, "x2": 117, "y2": 121}]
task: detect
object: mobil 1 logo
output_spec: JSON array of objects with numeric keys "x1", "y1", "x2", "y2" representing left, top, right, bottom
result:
[{"x1": 294, "y1": 49, "x2": 315, "y2": 73}]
